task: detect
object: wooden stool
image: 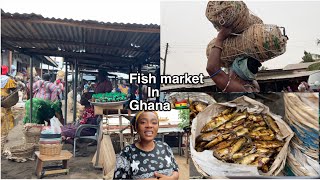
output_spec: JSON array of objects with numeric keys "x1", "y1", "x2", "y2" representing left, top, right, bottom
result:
[{"x1": 34, "y1": 150, "x2": 73, "y2": 178}]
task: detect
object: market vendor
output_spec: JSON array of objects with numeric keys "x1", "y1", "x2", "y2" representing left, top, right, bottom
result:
[
  {"x1": 95, "y1": 70, "x2": 112, "y2": 93},
  {"x1": 61, "y1": 92, "x2": 96, "y2": 152},
  {"x1": 114, "y1": 111, "x2": 179, "y2": 179},
  {"x1": 206, "y1": 27, "x2": 262, "y2": 92},
  {"x1": 1, "y1": 65, "x2": 17, "y2": 136}
]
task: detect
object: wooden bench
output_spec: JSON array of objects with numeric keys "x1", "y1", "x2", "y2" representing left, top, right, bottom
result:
[{"x1": 34, "y1": 150, "x2": 73, "y2": 178}]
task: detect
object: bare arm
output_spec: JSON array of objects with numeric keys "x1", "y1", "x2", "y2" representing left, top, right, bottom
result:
[
  {"x1": 206, "y1": 28, "x2": 247, "y2": 92},
  {"x1": 154, "y1": 171, "x2": 179, "y2": 180}
]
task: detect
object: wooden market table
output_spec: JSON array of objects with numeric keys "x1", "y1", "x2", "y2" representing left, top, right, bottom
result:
[
  {"x1": 91, "y1": 101, "x2": 131, "y2": 168},
  {"x1": 34, "y1": 150, "x2": 73, "y2": 178}
]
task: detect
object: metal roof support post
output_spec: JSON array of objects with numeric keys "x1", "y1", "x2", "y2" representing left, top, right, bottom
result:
[
  {"x1": 40, "y1": 59, "x2": 43, "y2": 78},
  {"x1": 29, "y1": 56, "x2": 33, "y2": 123},
  {"x1": 156, "y1": 67, "x2": 160, "y2": 103},
  {"x1": 73, "y1": 59, "x2": 78, "y2": 122},
  {"x1": 64, "y1": 59, "x2": 68, "y2": 125},
  {"x1": 138, "y1": 64, "x2": 142, "y2": 101},
  {"x1": 129, "y1": 65, "x2": 134, "y2": 100}
]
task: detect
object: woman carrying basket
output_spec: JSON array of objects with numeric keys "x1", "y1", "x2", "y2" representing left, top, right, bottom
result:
[
  {"x1": 1, "y1": 65, "x2": 17, "y2": 136},
  {"x1": 206, "y1": 27, "x2": 262, "y2": 92}
]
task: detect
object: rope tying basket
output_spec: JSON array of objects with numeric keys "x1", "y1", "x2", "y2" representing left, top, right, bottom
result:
[
  {"x1": 1, "y1": 89, "x2": 19, "y2": 108},
  {"x1": 39, "y1": 143, "x2": 62, "y2": 156},
  {"x1": 9, "y1": 144, "x2": 34, "y2": 158},
  {"x1": 206, "y1": 1, "x2": 263, "y2": 33},
  {"x1": 206, "y1": 24, "x2": 288, "y2": 67}
]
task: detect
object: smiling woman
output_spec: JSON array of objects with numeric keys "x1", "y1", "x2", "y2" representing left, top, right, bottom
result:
[{"x1": 113, "y1": 111, "x2": 179, "y2": 180}]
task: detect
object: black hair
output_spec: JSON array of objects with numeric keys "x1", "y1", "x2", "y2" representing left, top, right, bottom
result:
[
  {"x1": 131, "y1": 116, "x2": 138, "y2": 132},
  {"x1": 43, "y1": 73, "x2": 51, "y2": 81},
  {"x1": 247, "y1": 57, "x2": 262, "y2": 74}
]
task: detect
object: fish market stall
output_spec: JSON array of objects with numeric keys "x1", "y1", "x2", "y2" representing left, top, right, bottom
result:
[{"x1": 190, "y1": 95, "x2": 294, "y2": 177}]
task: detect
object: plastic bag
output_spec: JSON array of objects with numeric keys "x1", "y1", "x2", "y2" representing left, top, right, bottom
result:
[{"x1": 50, "y1": 117, "x2": 62, "y2": 134}]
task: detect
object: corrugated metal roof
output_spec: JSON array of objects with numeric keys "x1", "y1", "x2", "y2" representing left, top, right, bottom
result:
[
  {"x1": 161, "y1": 70, "x2": 320, "y2": 91},
  {"x1": 283, "y1": 61, "x2": 319, "y2": 70},
  {"x1": 1, "y1": 10, "x2": 160, "y2": 72}
]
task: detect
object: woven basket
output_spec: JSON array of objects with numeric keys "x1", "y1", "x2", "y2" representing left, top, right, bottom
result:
[
  {"x1": 39, "y1": 143, "x2": 62, "y2": 155},
  {"x1": 10, "y1": 144, "x2": 34, "y2": 158},
  {"x1": 283, "y1": 93, "x2": 319, "y2": 176},
  {"x1": 1, "y1": 90, "x2": 19, "y2": 108},
  {"x1": 23, "y1": 125, "x2": 42, "y2": 144},
  {"x1": 206, "y1": 24, "x2": 288, "y2": 67},
  {"x1": 206, "y1": 1, "x2": 252, "y2": 33}
]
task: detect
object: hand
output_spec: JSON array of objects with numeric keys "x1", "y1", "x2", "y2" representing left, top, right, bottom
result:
[
  {"x1": 216, "y1": 27, "x2": 232, "y2": 41},
  {"x1": 154, "y1": 172, "x2": 178, "y2": 180}
]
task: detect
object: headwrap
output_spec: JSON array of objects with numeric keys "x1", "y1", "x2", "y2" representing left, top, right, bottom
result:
[
  {"x1": 231, "y1": 57, "x2": 256, "y2": 81},
  {"x1": 131, "y1": 111, "x2": 159, "y2": 131},
  {"x1": 10, "y1": 65, "x2": 17, "y2": 77},
  {"x1": 1, "y1": 65, "x2": 9, "y2": 75}
]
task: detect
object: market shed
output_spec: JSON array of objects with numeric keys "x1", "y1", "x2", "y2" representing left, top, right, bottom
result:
[
  {"x1": 1, "y1": 10, "x2": 160, "y2": 72},
  {"x1": 1, "y1": 10, "x2": 160, "y2": 124}
]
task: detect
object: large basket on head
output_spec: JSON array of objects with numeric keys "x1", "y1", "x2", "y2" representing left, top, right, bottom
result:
[
  {"x1": 206, "y1": 1, "x2": 263, "y2": 33},
  {"x1": 206, "y1": 24, "x2": 288, "y2": 67},
  {"x1": 10, "y1": 144, "x2": 35, "y2": 158},
  {"x1": 39, "y1": 144, "x2": 62, "y2": 156},
  {"x1": 1, "y1": 90, "x2": 19, "y2": 108}
]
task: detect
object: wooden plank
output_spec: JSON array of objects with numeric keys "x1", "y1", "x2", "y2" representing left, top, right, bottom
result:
[
  {"x1": 35, "y1": 150, "x2": 73, "y2": 161},
  {"x1": 35, "y1": 158, "x2": 43, "y2": 178},
  {"x1": 94, "y1": 104, "x2": 123, "y2": 115},
  {"x1": 43, "y1": 169, "x2": 69, "y2": 176}
]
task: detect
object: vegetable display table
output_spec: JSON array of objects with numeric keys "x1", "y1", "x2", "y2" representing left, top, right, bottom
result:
[{"x1": 34, "y1": 150, "x2": 73, "y2": 178}]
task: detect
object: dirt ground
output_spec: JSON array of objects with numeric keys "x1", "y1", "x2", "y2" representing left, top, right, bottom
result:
[{"x1": 1, "y1": 101, "x2": 189, "y2": 179}]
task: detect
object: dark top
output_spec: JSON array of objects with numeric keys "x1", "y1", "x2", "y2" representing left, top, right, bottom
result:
[{"x1": 114, "y1": 141, "x2": 179, "y2": 179}]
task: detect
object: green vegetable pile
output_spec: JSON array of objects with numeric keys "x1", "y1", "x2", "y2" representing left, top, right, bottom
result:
[
  {"x1": 92, "y1": 92, "x2": 127, "y2": 102},
  {"x1": 23, "y1": 98, "x2": 62, "y2": 124}
]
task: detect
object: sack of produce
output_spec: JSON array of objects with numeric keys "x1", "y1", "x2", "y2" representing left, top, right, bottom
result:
[
  {"x1": 206, "y1": 24, "x2": 288, "y2": 67},
  {"x1": 283, "y1": 93, "x2": 319, "y2": 176},
  {"x1": 23, "y1": 98, "x2": 61, "y2": 124},
  {"x1": 190, "y1": 95, "x2": 294, "y2": 176}
]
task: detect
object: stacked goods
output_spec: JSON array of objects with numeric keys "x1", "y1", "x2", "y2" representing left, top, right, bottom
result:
[
  {"x1": 206, "y1": 1, "x2": 263, "y2": 33},
  {"x1": 23, "y1": 98, "x2": 61, "y2": 124},
  {"x1": 206, "y1": 24, "x2": 288, "y2": 67},
  {"x1": 205, "y1": 1, "x2": 288, "y2": 67},
  {"x1": 283, "y1": 93, "x2": 319, "y2": 176},
  {"x1": 23, "y1": 123, "x2": 43, "y2": 150},
  {"x1": 92, "y1": 92, "x2": 127, "y2": 103},
  {"x1": 191, "y1": 96, "x2": 293, "y2": 176},
  {"x1": 39, "y1": 124, "x2": 62, "y2": 155}
]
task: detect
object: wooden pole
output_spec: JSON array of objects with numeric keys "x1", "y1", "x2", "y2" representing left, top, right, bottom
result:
[
  {"x1": 163, "y1": 43, "x2": 169, "y2": 75},
  {"x1": 29, "y1": 56, "x2": 33, "y2": 123},
  {"x1": 64, "y1": 59, "x2": 68, "y2": 125}
]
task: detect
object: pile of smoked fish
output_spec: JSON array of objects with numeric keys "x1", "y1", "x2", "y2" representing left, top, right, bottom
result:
[{"x1": 195, "y1": 107, "x2": 284, "y2": 173}]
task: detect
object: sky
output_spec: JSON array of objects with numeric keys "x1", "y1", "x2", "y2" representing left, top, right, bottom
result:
[
  {"x1": 161, "y1": 1, "x2": 320, "y2": 75},
  {"x1": 1, "y1": 0, "x2": 160, "y2": 24}
]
